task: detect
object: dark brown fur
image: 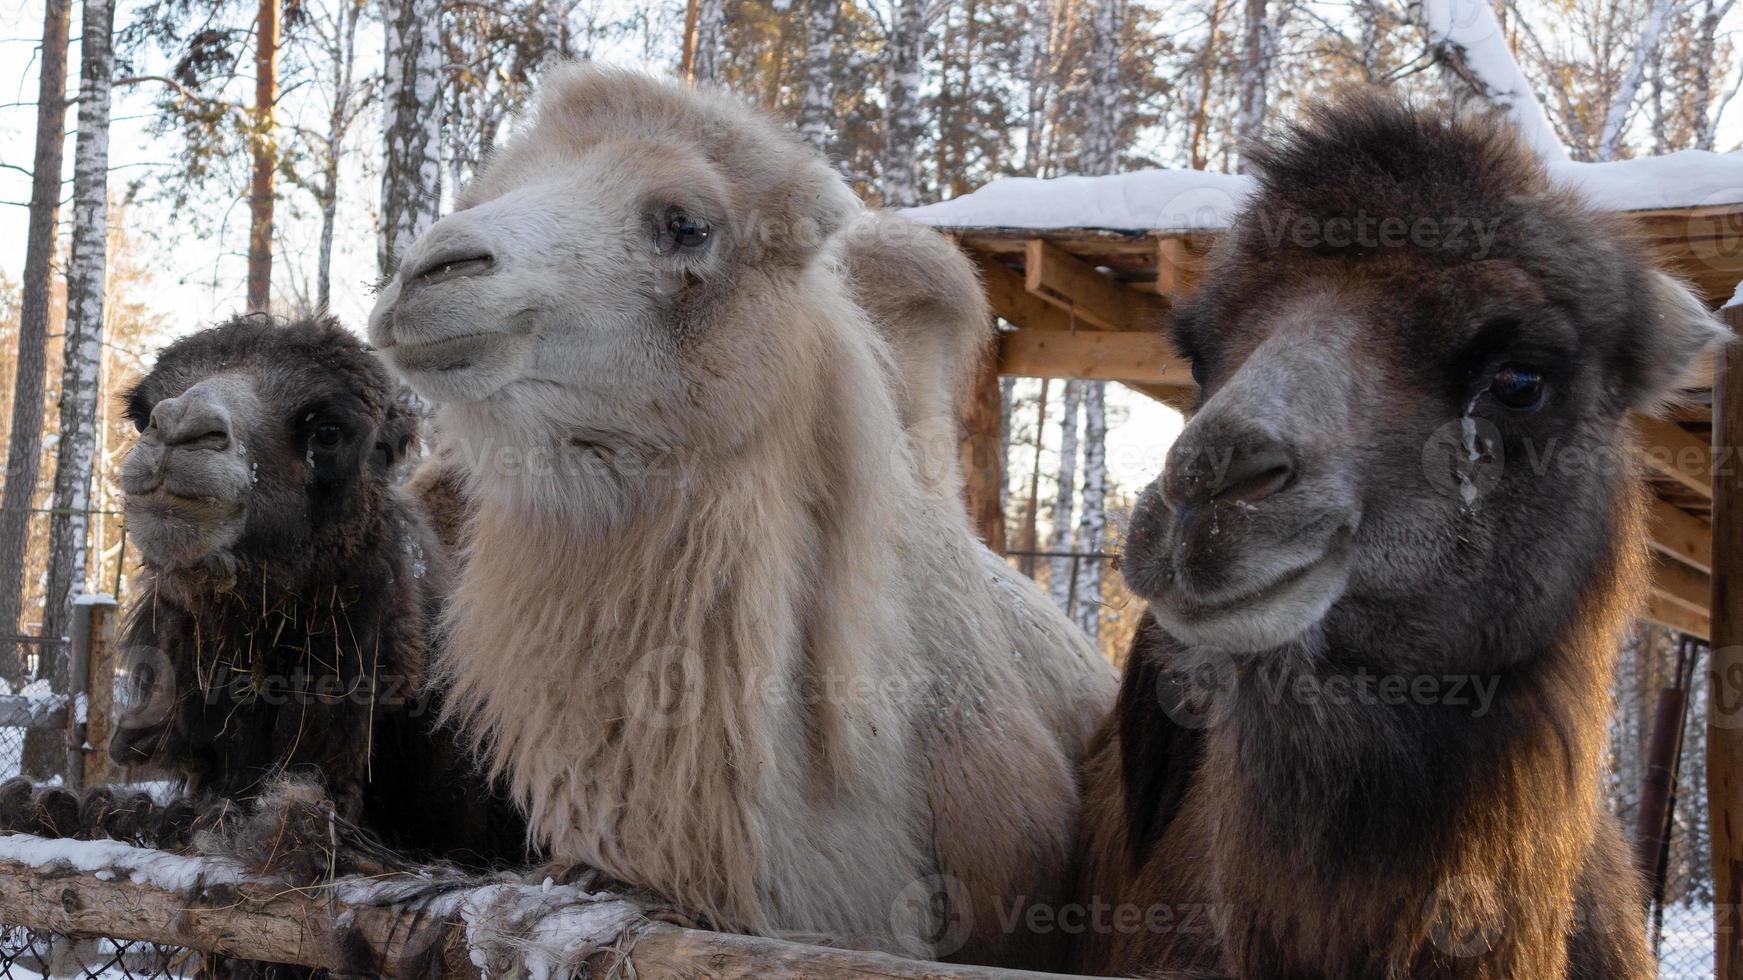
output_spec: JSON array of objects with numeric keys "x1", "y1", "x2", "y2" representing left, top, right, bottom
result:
[
  {"x1": 110, "y1": 316, "x2": 526, "y2": 871},
  {"x1": 1077, "y1": 94, "x2": 1721, "y2": 979}
]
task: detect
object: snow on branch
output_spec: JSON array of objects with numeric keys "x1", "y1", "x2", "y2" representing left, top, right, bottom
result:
[
  {"x1": 0, "y1": 833, "x2": 1077, "y2": 979},
  {"x1": 1412, "y1": 0, "x2": 1568, "y2": 161}
]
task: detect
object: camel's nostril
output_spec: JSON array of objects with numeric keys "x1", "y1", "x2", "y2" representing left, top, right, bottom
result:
[
  {"x1": 412, "y1": 252, "x2": 496, "y2": 287},
  {"x1": 1215, "y1": 461, "x2": 1294, "y2": 505}
]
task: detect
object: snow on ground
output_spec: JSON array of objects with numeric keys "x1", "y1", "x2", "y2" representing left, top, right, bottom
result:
[{"x1": 902, "y1": 152, "x2": 1743, "y2": 232}]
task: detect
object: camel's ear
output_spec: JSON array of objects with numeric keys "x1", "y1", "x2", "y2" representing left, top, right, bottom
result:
[
  {"x1": 1626, "y1": 271, "x2": 1733, "y2": 415},
  {"x1": 375, "y1": 394, "x2": 421, "y2": 471},
  {"x1": 769, "y1": 169, "x2": 860, "y2": 264}
]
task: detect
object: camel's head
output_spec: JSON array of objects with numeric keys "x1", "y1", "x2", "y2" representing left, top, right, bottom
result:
[
  {"x1": 368, "y1": 64, "x2": 860, "y2": 517},
  {"x1": 1123, "y1": 94, "x2": 1729, "y2": 659},
  {"x1": 120, "y1": 316, "x2": 416, "y2": 575}
]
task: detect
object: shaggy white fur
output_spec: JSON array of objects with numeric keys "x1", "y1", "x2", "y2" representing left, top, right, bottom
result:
[{"x1": 368, "y1": 65, "x2": 1114, "y2": 968}]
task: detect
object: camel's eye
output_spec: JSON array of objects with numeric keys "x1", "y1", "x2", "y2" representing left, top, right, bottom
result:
[
  {"x1": 664, "y1": 211, "x2": 711, "y2": 250},
  {"x1": 1490, "y1": 366, "x2": 1545, "y2": 410},
  {"x1": 314, "y1": 422, "x2": 344, "y2": 447}
]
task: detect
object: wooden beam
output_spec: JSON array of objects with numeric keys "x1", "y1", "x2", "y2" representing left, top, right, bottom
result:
[
  {"x1": 1648, "y1": 496, "x2": 1713, "y2": 575},
  {"x1": 1636, "y1": 415, "x2": 1713, "y2": 498},
  {"x1": 1023, "y1": 239, "x2": 1168, "y2": 333},
  {"x1": 976, "y1": 253, "x2": 1077, "y2": 332},
  {"x1": 1156, "y1": 237, "x2": 1201, "y2": 298},
  {"x1": 1121, "y1": 381, "x2": 1199, "y2": 413},
  {"x1": 1711, "y1": 305, "x2": 1743, "y2": 980},
  {"x1": 959, "y1": 343, "x2": 1006, "y2": 552},
  {"x1": 999, "y1": 329, "x2": 1194, "y2": 386}
]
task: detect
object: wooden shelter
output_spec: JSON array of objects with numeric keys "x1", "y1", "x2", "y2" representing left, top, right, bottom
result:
[{"x1": 925, "y1": 180, "x2": 1743, "y2": 975}]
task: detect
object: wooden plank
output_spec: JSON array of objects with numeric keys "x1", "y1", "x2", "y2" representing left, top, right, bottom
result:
[
  {"x1": 1649, "y1": 496, "x2": 1714, "y2": 574},
  {"x1": 1709, "y1": 304, "x2": 1743, "y2": 980},
  {"x1": 1636, "y1": 415, "x2": 1714, "y2": 498},
  {"x1": 958, "y1": 343, "x2": 1007, "y2": 552},
  {"x1": 999, "y1": 330, "x2": 1193, "y2": 386},
  {"x1": 1642, "y1": 591, "x2": 1710, "y2": 639},
  {"x1": 1023, "y1": 239, "x2": 1168, "y2": 333},
  {"x1": 1652, "y1": 556, "x2": 1712, "y2": 617}
]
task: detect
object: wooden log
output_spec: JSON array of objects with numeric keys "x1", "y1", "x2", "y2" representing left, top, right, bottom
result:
[
  {"x1": 0, "y1": 836, "x2": 1083, "y2": 980},
  {"x1": 1710, "y1": 305, "x2": 1743, "y2": 980},
  {"x1": 976, "y1": 253, "x2": 1077, "y2": 333}
]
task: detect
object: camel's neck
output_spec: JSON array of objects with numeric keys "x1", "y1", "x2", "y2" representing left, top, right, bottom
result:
[{"x1": 1195, "y1": 483, "x2": 1646, "y2": 976}]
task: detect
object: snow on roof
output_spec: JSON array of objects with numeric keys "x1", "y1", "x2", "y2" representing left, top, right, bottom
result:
[{"x1": 902, "y1": 151, "x2": 1743, "y2": 233}]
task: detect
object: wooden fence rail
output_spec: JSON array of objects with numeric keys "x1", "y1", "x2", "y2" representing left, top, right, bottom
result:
[{"x1": 0, "y1": 833, "x2": 1084, "y2": 980}]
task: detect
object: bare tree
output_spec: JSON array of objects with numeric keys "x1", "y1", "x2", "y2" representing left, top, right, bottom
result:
[
  {"x1": 798, "y1": 0, "x2": 840, "y2": 150},
  {"x1": 880, "y1": 0, "x2": 926, "y2": 206},
  {"x1": 0, "y1": 0, "x2": 73, "y2": 687},
  {"x1": 380, "y1": 0, "x2": 445, "y2": 277},
  {"x1": 42, "y1": 0, "x2": 118, "y2": 649},
  {"x1": 301, "y1": 0, "x2": 369, "y2": 311},
  {"x1": 1596, "y1": 0, "x2": 1677, "y2": 159}
]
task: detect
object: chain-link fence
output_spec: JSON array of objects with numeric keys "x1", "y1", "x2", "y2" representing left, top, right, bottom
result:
[
  {"x1": 0, "y1": 930, "x2": 200, "y2": 980},
  {"x1": 1607, "y1": 628, "x2": 1713, "y2": 978}
]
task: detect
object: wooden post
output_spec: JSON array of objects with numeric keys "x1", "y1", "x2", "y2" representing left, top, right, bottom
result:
[
  {"x1": 959, "y1": 341, "x2": 1006, "y2": 553},
  {"x1": 63, "y1": 594, "x2": 116, "y2": 790},
  {"x1": 1709, "y1": 305, "x2": 1743, "y2": 979}
]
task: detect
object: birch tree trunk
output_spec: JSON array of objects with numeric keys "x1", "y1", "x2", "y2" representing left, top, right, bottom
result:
[
  {"x1": 1047, "y1": 381, "x2": 1081, "y2": 614},
  {"x1": 1082, "y1": 0, "x2": 1123, "y2": 171},
  {"x1": 881, "y1": 0, "x2": 926, "y2": 208},
  {"x1": 246, "y1": 0, "x2": 280, "y2": 311},
  {"x1": 797, "y1": 0, "x2": 840, "y2": 151},
  {"x1": 1070, "y1": 0, "x2": 1122, "y2": 640},
  {"x1": 379, "y1": 0, "x2": 445, "y2": 278},
  {"x1": 0, "y1": 0, "x2": 73, "y2": 689},
  {"x1": 1595, "y1": 0, "x2": 1675, "y2": 161},
  {"x1": 316, "y1": 0, "x2": 363, "y2": 312},
  {"x1": 1234, "y1": 0, "x2": 1270, "y2": 172},
  {"x1": 41, "y1": 0, "x2": 116, "y2": 652},
  {"x1": 691, "y1": 0, "x2": 724, "y2": 84},
  {"x1": 1073, "y1": 380, "x2": 1107, "y2": 639}
]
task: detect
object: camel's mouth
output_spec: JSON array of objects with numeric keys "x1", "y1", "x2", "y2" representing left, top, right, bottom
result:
[
  {"x1": 123, "y1": 492, "x2": 246, "y2": 569},
  {"x1": 1149, "y1": 528, "x2": 1355, "y2": 654}
]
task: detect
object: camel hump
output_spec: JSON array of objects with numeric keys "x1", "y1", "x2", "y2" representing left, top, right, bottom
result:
[{"x1": 838, "y1": 212, "x2": 992, "y2": 491}]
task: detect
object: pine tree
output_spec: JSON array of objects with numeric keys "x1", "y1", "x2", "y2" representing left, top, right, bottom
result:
[{"x1": 0, "y1": 0, "x2": 73, "y2": 688}]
